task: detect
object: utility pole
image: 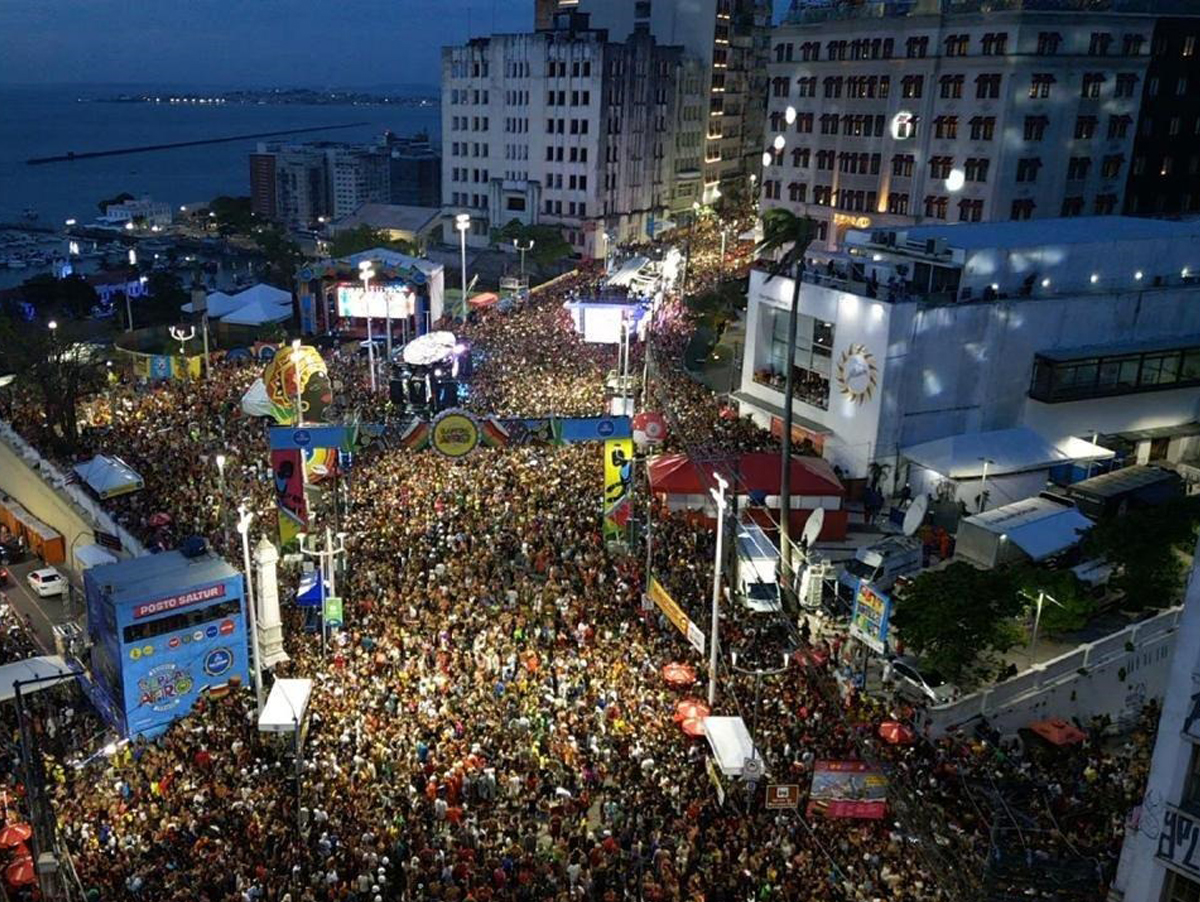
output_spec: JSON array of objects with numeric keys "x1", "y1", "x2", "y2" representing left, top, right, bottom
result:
[{"x1": 708, "y1": 473, "x2": 729, "y2": 706}]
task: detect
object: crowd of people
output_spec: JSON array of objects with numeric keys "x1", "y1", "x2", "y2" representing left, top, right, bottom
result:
[{"x1": 0, "y1": 225, "x2": 1158, "y2": 902}]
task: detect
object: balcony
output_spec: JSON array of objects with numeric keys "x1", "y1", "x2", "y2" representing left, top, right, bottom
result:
[
  {"x1": 1029, "y1": 338, "x2": 1200, "y2": 404},
  {"x1": 752, "y1": 367, "x2": 830, "y2": 411}
]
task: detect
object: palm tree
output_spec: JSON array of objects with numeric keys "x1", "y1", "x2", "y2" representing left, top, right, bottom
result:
[{"x1": 755, "y1": 208, "x2": 819, "y2": 585}]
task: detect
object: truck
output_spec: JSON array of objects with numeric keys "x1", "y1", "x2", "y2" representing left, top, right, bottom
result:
[
  {"x1": 837, "y1": 535, "x2": 923, "y2": 600},
  {"x1": 734, "y1": 522, "x2": 781, "y2": 613}
]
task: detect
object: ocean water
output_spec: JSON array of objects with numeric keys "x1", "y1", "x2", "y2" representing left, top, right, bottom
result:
[{"x1": 0, "y1": 85, "x2": 441, "y2": 227}]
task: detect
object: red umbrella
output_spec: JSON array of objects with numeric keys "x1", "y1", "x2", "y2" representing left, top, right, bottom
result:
[
  {"x1": 681, "y1": 717, "x2": 706, "y2": 737},
  {"x1": 662, "y1": 663, "x2": 697, "y2": 688},
  {"x1": 4, "y1": 855, "x2": 33, "y2": 887},
  {"x1": 879, "y1": 721, "x2": 916, "y2": 746},
  {"x1": 674, "y1": 699, "x2": 711, "y2": 723},
  {"x1": 0, "y1": 823, "x2": 30, "y2": 848},
  {"x1": 147, "y1": 512, "x2": 172, "y2": 528}
]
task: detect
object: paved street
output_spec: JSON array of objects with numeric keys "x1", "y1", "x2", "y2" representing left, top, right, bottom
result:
[{"x1": 2, "y1": 556, "x2": 77, "y2": 653}]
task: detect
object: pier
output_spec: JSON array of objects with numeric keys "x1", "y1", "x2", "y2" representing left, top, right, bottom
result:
[{"x1": 26, "y1": 122, "x2": 370, "y2": 165}]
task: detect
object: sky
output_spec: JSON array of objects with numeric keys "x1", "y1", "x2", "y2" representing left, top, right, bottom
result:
[{"x1": 0, "y1": 0, "x2": 530, "y2": 89}]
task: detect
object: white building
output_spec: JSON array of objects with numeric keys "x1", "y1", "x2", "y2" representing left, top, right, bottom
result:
[
  {"x1": 1109, "y1": 542, "x2": 1200, "y2": 902},
  {"x1": 441, "y1": 9, "x2": 685, "y2": 259},
  {"x1": 762, "y1": 2, "x2": 1155, "y2": 246},
  {"x1": 326, "y1": 147, "x2": 391, "y2": 219},
  {"x1": 735, "y1": 216, "x2": 1200, "y2": 491},
  {"x1": 99, "y1": 197, "x2": 173, "y2": 229}
]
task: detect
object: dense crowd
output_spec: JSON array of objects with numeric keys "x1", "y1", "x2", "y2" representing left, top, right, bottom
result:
[{"x1": 0, "y1": 227, "x2": 1156, "y2": 902}]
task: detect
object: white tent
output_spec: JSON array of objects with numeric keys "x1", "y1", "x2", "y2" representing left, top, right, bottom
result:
[
  {"x1": 180, "y1": 291, "x2": 238, "y2": 316},
  {"x1": 0, "y1": 655, "x2": 79, "y2": 702},
  {"x1": 903, "y1": 427, "x2": 1112, "y2": 479},
  {"x1": 73, "y1": 455, "x2": 144, "y2": 499},
  {"x1": 222, "y1": 299, "x2": 294, "y2": 326},
  {"x1": 230, "y1": 283, "x2": 293, "y2": 307},
  {"x1": 259, "y1": 678, "x2": 312, "y2": 733},
  {"x1": 703, "y1": 715, "x2": 763, "y2": 777},
  {"x1": 74, "y1": 543, "x2": 118, "y2": 571}
]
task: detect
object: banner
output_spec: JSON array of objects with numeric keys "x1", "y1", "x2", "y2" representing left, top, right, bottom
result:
[
  {"x1": 603, "y1": 438, "x2": 634, "y2": 542},
  {"x1": 807, "y1": 761, "x2": 888, "y2": 820},
  {"x1": 850, "y1": 580, "x2": 892, "y2": 654},
  {"x1": 244, "y1": 344, "x2": 333, "y2": 425},
  {"x1": 647, "y1": 577, "x2": 705, "y2": 654}
]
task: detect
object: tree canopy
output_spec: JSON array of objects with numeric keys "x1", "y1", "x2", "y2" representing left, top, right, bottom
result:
[
  {"x1": 492, "y1": 220, "x2": 573, "y2": 267},
  {"x1": 207, "y1": 196, "x2": 256, "y2": 236},
  {"x1": 254, "y1": 227, "x2": 305, "y2": 288},
  {"x1": 96, "y1": 191, "x2": 134, "y2": 213},
  {"x1": 327, "y1": 225, "x2": 412, "y2": 259},
  {"x1": 1084, "y1": 495, "x2": 1200, "y2": 609},
  {"x1": 16, "y1": 273, "x2": 99, "y2": 320}
]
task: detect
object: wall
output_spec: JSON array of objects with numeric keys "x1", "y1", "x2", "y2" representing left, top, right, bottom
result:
[{"x1": 915, "y1": 606, "x2": 1180, "y2": 740}]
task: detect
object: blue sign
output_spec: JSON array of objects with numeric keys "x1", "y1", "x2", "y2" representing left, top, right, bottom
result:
[
  {"x1": 293, "y1": 429, "x2": 312, "y2": 447},
  {"x1": 205, "y1": 624, "x2": 218, "y2": 639},
  {"x1": 270, "y1": 425, "x2": 350, "y2": 451},
  {"x1": 560, "y1": 416, "x2": 632, "y2": 442},
  {"x1": 203, "y1": 647, "x2": 233, "y2": 677}
]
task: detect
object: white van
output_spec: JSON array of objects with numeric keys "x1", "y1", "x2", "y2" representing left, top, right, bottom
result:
[
  {"x1": 837, "y1": 535, "x2": 923, "y2": 599},
  {"x1": 735, "y1": 523, "x2": 781, "y2": 613}
]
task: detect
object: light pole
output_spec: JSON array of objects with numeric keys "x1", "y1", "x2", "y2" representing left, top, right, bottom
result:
[
  {"x1": 513, "y1": 237, "x2": 534, "y2": 283},
  {"x1": 357, "y1": 262, "x2": 377, "y2": 394},
  {"x1": 978, "y1": 457, "x2": 995, "y2": 512},
  {"x1": 236, "y1": 503, "x2": 265, "y2": 716},
  {"x1": 1020, "y1": 588, "x2": 1064, "y2": 665},
  {"x1": 730, "y1": 650, "x2": 789, "y2": 804},
  {"x1": 456, "y1": 212, "x2": 471, "y2": 316},
  {"x1": 169, "y1": 324, "x2": 195, "y2": 378},
  {"x1": 708, "y1": 472, "x2": 729, "y2": 706},
  {"x1": 215, "y1": 454, "x2": 230, "y2": 552},
  {"x1": 296, "y1": 528, "x2": 348, "y2": 657}
]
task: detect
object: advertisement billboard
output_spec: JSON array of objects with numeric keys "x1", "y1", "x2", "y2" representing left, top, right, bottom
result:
[
  {"x1": 336, "y1": 283, "x2": 415, "y2": 320},
  {"x1": 808, "y1": 761, "x2": 888, "y2": 819},
  {"x1": 850, "y1": 580, "x2": 892, "y2": 654}
]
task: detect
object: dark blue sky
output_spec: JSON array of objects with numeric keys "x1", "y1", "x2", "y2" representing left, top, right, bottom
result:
[{"x1": 0, "y1": 0, "x2": 529, "y2": 89}]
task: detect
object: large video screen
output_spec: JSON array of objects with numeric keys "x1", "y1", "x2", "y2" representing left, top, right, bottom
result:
[{"x1": 336, "y1": 283, "x2": 415, "y2": 320}]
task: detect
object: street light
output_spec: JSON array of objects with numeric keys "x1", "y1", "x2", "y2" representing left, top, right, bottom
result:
[
  {"x1": 296, "y1": 528, "x2": 348, "y2": 657},
  {"x1": 357, "y1": 262, "x2": 377, "y2": 394},
  {"x1": 708, "y1": 472, "x2": 729, "y2": 706},
  {"x1": 215, "y1": 454, "x2": 230, "y2": 552},
  {"x1": 730, "y1": 650, "x2": 789, "y2": 801},
  {"x1": 456, "y1": 212, "x2": 471, "y2": 315},
  {"x1": 1019, "y1": 588, "x2": 1065, "y2": 664},
  {"x1": 236, "y1": 503, "x2": 265, "y2": 716},
  {"x1": 978, "y1": 457, "x2": 994, "y2": 512},
  {"x1": 513, "y1": 237, "x2": 534, "y2": 281}
]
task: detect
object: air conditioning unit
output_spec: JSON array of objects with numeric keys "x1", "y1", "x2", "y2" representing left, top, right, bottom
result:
[{"x1": 924, "y1": 237, "x2": 948, "y2": 255}]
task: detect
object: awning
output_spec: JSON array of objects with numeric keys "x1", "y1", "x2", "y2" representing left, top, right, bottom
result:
[
  {"x1": 903, "y1": 427, "x2": 1110, "y2": 479},
  {"x1": 73, "y1": 455, "x2": 144, "y2": 499},
  {"x1": 180, "y1": 291, "x2": 238, "y2": 316},
  {"x1": 703, "y1": 716, "x2": 763, "y2": 777},
  {"x1": 468, "y1": 292, "x2": 499, "y2": 309},
  {"x1": 1027, "y1": 718, "x2": 1086, "y2": 746},
  {"x1": 0, "y1": 656, "x2": 79, "y2": 703},
  {"x1": 258, "y1": 678, "x2": 312, "y2": 733},
  {"x1": 648, "y1": 452, "x2": 843, "y2": 497},
  {"x1": 74, "y1": 543, "x2": 117, "y2": 569}
]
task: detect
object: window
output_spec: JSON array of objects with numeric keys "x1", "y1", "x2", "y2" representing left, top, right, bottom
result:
[
  {"x1": 1075, "y1": 116, "x2": 1098, "y2": 140},
  {"x1": 976, "y1": 74, "x2": 1002, "y2": 100},
  {"x1": 1163, "y1": 156, "x2": 1174, "y2": 176},
  {"x1": 1094, "y1": 193, "x2": 1117, "y2": 214},
  {"x1": 1061, "y1": 197, "x2": 1084, "y2": 217},
  {"x1": 1149, "y1": 77, "x2": 1160, "y2": 96},
  {"x1": 816, "y1": 150, "x2": 835, "y2": 171},
  {"x1": 892, "y1": 154, "x2": 914, "y2": 178},
  {"x1": 944, "y1": 34, "x2": 969, "y2": 57},
  {"x1": 934, "y1": 116, "x2": 958, "y2": 140},
  {"x1": 1024, "y1": 116, "x2": 1048, "y2": 141},
  {"x1": 1185, "y1": 36, "x2": 1196, "y2": 58},
  {"x1": 1165, "y1": 870, "x2": 1200, "y2": 902},
  {"x1": 760, "y1": 307, "x2": 833, "y2": 410},
  {"x1": 797, "y1": 76, "x2": 817, "y2": 97},
  {"x1": 964, "y1": 157, "x2": 989, "y2": 182},
  {"x1": 969, "y1": 116, "x2": 995, "y2": 141},
  {"x1": 792, "y1": 147, "x2": 810, "y2": 168},
  {"x1": 1114, "y1": 73, "x2": 1139, "y2": 98},
  {"x1": 1122, "y1": 33, "x2": 1145, "y2": 56},
  {"x1": 940, "y1": 74, "x2": 964, "y2": 99},
  {"x1": 772, "y1": 77, "x2": 790, "y2": 98},
  {"x1": 1081, "y1": 73, "x2": 1105, "y2": 99},
  {"x1": 906, "y1": 36, "x2": 929, "y2": 58},
  {"x1": 981, "y1": 33, "x2": 1007, "y2": 56},
  {"x1": 928, "y1": 156, "x2": 954, "y2": 179},
  {"x1": 924, "y1": 195, "x2": 948, "y2": 219},
  {"x1": 1037, "y1": 32, "x2": 1061, "y2": 55},
  {"x1": 1030, "y1": 74, "x2": 1054, "y2": 98},
  {"x1": 1088, "y1": 32, "x2": 1113, "y2": 56},
  {"x1": 824, "y1": 76, "x2": 843, "y2": 99},
  {"x1": 958, "y1": 198, "x2": 983, "y2": 222},
  {"x1": 1016, "y1": 158, "x2": 1042, "y2": 182},
  {"x1": 1101, "y1": 155, "x2": 1124, "y2": 179},
  {"x1": 887, "y1": 193, "x2": 909, "y2": 215},
  {"x1": 1179, "y1": 77, "x2": 1190, "y2": 96},
  {"x1": 788, "y1": 182, "x2": 807, "y2": 203},
  {"x1": 1010, "y1": 199, "x2": 1035, "y2": 220},
  {"x1": 796, "y1": 112, "x2": 813, "y2": 134},
  {"x1": 123, "y1": 599, "x2": 243, "y2": 644},
  {"x1": 902, "y1": 75, "x2": 924, "y2": 98},
  {"x1": 1067, "y1": 157, "x2": 1091, "y2": 180},
  {"x1": 1171, "y1": 117, "x2": 1182, "y2": 136}
]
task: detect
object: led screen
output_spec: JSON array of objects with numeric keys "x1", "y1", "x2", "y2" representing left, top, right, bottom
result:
[{"x1": 336, "y1": 283, "x2": 415, "y2": 319}]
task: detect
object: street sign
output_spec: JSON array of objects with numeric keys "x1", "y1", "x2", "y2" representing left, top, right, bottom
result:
[
  {"x1": 765, "y1": 784, "x2": 801, "y2": 810},
  {"x1": 743, "y1": 756, "x2": 765, "y2": 783},
  {"x1": 323, "y1": 595, "x2": 343, "y2": 628},
  {"x1": 94, "y1": 530, "x2": 122, "y2": 552}
]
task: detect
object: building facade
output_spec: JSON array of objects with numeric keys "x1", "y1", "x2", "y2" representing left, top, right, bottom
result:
[
  {"x1": 326, "y1": 147, "x2": 391, "y2": 219},
  {"x1": 1124, "y1": 17, "x2": 1200, "y2": 217},
  {"x1": 384, "y1": 132, "x2": 442, "y2": 207},
  {"x1": 441, "y1": 10, "x2": 683, "y2": 258},
  {"x1": 734, "y1": 217, "x2": 1200, "y2": 483},
  {"x1": 250, "y1": 141, "x2": 396, "y2": 226},
  {"x1": 763, "y1": 3, "x2": 1156, "y2": 246}
]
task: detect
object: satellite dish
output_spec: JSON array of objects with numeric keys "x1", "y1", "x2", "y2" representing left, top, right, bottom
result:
[
  {"x1": 801, "y1": 508, "x2": 825, "y2": 548},
  {"x1": 902, "y1": 494, "x2": 930, "y2": 536}
]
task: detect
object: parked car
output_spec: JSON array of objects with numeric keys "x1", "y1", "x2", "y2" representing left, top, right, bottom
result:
[
  {"x1": 27, "y1": 567, "x2": 66, "y2": 598},
  {"x1": 0, "y1": 540, "x2": 24, "y2": 565},
  {"x1": 889, "y1": 655, "x2": 958, "y2": 705},
  {"x1": 0, "y1": 566, "x2": 9, "y2": 586}
]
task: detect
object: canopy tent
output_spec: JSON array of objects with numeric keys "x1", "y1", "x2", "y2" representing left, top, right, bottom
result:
[
  {"x1": 258, "y1": 678, "x2": 313, "y2": 733},
  {"x1": 221, "y1": 299, "x2": 294, "y2": 326},
  {"x1": 903, "y1": 427, "x2": 1113, "y2": 479},
  {"x1": 229, "y1": 283, "x2": 293, "y2": 307},
  {"x1": 703, "y1": 716, "x2": 763, "y2": 777},
  {"x1": 649, "y1": 452, "x2": 842, "y2": 497},
  {"x1": 468, "y1": 292, "x2": 500, "y2": 310},
  {"x1": 1027, "y1": 718, "x2": 1087, "y2": 746},
  {"x1": 73, "y1": 455, "x2": 144, "y2": 499},
  {"x1": 0, "y1": 656, "x2": 79, "y2": 703},
  {"x1": 74, "y1": 543, "x2": 118, "y2": 571},
  {"x1": 179, "y1": 291, "x2": 238, "y2": 316}
]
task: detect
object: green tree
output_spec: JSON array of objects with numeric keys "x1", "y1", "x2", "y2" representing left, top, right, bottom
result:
[
  {"x1": 1012, "y1": 566, "x2": 1094, "y2": 636},
  {"x1": 142, "y1": 272, "x2": 190, "y2": 325},
  {"x1": 492, "y1": 220, "x2": 573, "y2": 267},
  {"x1": 16, "y1": 274, "x2": 99, "y2": 320},
  {"x1": 208, "y1": 195, "x2": 256, "y2": 236},
  {"x1": 96, "y1": 191, "x2": 134, "y2": 213},
  {"x1": 254, "y1": 227, "x2": 305, "y2": 288},
  {"x1": 685, "y1": 279, "x2": 746, "y2": 333},
  {"x1": 890, "y1": 562, "x2": 1025, "y2": 681},
  {"x1": 327, "y1": 224, "x2": 412, "y2": 259},
  {"x1": 754, "y1": 208, "x2": 819, "y2": 583},
  {"x1": 1084, "y1": 495, "x2": 1200, "y2": 609}
]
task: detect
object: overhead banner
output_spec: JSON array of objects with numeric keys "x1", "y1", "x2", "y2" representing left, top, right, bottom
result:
[
  {"x1": 850, "y1": 580, "x2": 892, "y2": 654},
  {"x1": 603, "y1": 438, "x2": 634, "y2": 543},
  {"x1": 807, "y1": 761, "x2": 888, "y2": 820},
  {"x1": 647, "y1": 576, "x2": 705, "y2": 654}
]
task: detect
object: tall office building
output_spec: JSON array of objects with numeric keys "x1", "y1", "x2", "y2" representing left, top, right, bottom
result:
[
  {"x1": 762, "y1": 2, "x2": 1157, "y2": 246},
  {"x1": 383, "y1": 132, "x2": 442, "y2": 207},
  {"x1": 1124, "y1": 17, "x2": 1200, "y2": 217},
  {"x1": 568, "y1": 0, "x2": 773, "y2": 210},
  {"x1": 325, "y1": 147, "x2": 391, "y2": 219},
  {"x1": 442, "y1": 9, "x2": 684, "y2": 259},
  {"x1": 249, "y1": 141, "x2": 393, "y2": 227}
]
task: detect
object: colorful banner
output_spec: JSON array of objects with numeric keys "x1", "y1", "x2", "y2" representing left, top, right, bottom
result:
[
  {"x1": 603, "y1": 438, "x2": 634, "y2": 543},
  {"x1": 647, "y1": 576, "x2": 705, "y2": 654},
  {"x1": 807, "y1": 761, "x2": 888, "y2": 820},
  {"x1": 431, "y1": 409, "x2": 481, "y2": 459},
  {"x1": 271, "y1": 446, "x2": 338, "y2": 545},
  {"x1": 850, "y1": 580, "x2": 892, "y2": 654},
  {"x1": 251, "y1": 344, "x2": 333, "y2": 425}
]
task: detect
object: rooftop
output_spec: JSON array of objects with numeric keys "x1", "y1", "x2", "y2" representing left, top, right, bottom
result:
[
  {"x1": 87, "y1": 549, "x2": 238, "y2": 607},
  {"x1": 893, "y1": 217, "x2": 1200, "y2": 253},
  {"x1": 329, "y1": 203, "x2": 441, "y2": 236},
  {"x1": 784, "y1": 0, "x2": 1190, "y2": 26}
]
